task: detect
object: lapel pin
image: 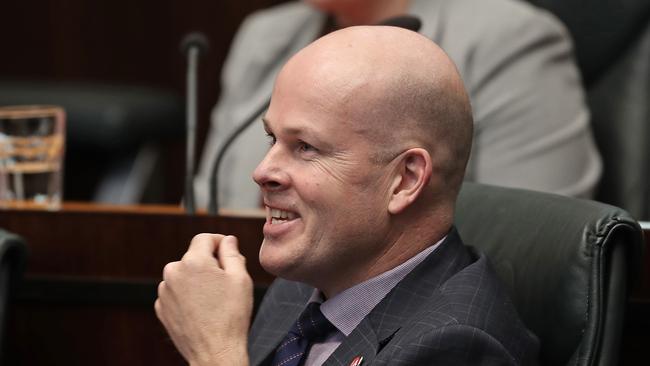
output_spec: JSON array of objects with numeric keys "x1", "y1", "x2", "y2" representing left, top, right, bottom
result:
[{"x1": 349, "y1": 355, "x2": 364, "y2": 366}]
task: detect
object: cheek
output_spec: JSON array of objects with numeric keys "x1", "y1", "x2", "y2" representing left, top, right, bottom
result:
[
  {"x1": 310, "y1": 157, "x2": 359, "y2": 187},
  {"x1": 296, "y1": 163, "x2": 350, "y2": 206}
]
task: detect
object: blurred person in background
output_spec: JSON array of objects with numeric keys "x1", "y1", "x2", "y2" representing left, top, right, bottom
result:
[{"x1": 194, "y1": 0, "x2": 601, "y2": 209}]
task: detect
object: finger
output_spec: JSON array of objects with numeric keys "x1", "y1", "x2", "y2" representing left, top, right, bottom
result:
[
  {"x1": 154, "y1": 298, "x2": 165, "y2": 322},
  {"x1": 183, "y1": 233, "x2": 224, "y2": 264},
  {"x1": 157, "y1": 280, "x2": 166, "y2": 297},
  {"x1": 218, "y1": 235, "x2": 246, "y2": 272},
  {"x1": 162, "y1": 261, "x2": 180, "y2": 281}
]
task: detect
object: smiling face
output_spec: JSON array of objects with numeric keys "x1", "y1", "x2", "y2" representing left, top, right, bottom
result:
[
  {"x1": 253, "y1": 26, "x2": 473, "y2": 296},
  {"x1": 253, "y1": 60, "x2": 398, "y2": 294}
]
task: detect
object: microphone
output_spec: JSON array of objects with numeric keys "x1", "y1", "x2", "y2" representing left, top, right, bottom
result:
[
  {"x1": 180, "y1": 32, "x2": 209, "y2": 215},
  {"x1": 206, "y1": 15, "x2": 422, "y2": 215}
]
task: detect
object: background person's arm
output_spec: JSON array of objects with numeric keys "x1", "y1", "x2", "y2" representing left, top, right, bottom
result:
[{"x1": 460, "y1": 2, "x2": 602, "y2": 198}]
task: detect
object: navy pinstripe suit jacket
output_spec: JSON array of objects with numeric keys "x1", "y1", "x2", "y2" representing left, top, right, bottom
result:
[{"x1": 249, "y1": 229, "x2": 540, "y2": 365}]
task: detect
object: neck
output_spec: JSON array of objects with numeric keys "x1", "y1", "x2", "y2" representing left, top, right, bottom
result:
[{"x1": 319, "y1": 211, "x2": 451, "y2": 298}]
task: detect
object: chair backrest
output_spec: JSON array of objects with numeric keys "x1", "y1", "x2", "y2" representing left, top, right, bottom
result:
[
  {"x1": 0, "y1": 229, "x2": 26, "y2": 363},
  {"x1": 587, "y1": 21, "x2": 650, "y2": 220},
  {"x1": 455, "y1": 183, "x2": 643, "y2": 366}
]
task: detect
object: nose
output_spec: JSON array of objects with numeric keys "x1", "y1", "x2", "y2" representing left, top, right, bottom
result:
[{"x1": 253, "y1": 145, "x2": 290, "y2": 192}]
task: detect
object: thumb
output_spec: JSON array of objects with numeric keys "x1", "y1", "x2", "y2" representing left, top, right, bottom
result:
[{"x1": 218, "y1": 235, "x2": 246, "y2": 272}]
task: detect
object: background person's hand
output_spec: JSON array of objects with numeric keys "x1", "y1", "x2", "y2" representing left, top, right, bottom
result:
[{"x1": 155, "y1": 234, "x2": 253, "y2": 366}]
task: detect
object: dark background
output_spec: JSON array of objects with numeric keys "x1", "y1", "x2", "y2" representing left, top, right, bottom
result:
[{"x1": 0, "y1": 0, "x2": 289, "y2": 202}]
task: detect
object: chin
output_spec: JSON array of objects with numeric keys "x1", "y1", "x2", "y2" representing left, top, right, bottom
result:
[
  {"x1": 260, "y1": 252, "x2": 318, "y2": 286},
  {"x1": 260, "y1": 246, "x2": 295, "y2": 279}
]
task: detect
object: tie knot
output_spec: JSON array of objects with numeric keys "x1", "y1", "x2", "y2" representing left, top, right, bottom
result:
[{"x1": 293, "y1": 302, "x2": 335, "y2": 341}]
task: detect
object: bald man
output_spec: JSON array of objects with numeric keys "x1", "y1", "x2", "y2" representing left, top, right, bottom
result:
[{"x1": 156, "y1": 26, "x2": 539, "y2": 366}]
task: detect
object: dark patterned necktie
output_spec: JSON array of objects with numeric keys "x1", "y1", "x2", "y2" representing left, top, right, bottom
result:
[{"x1": 270, "y1": 302, "x2": 335, "y2": 366}]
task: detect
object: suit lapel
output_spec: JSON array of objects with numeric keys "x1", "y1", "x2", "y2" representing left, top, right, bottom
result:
[
  {"x1": 324, "y1": 319, "x2": 379, "y2": 366},
  {"x1": 326, "y1": 229, "x2": 473, "y2": 365},
  {"x1": 249, "y1": 281, "x2": 313, "y2": 366}
]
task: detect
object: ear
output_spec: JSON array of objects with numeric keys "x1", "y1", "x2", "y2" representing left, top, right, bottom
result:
[{"x1": 387, "y1": 148, "x2": 432, "y2": 214}]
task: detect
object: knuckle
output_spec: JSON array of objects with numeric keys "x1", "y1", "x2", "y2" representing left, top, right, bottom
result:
[
  {"x1": 234, "y1": 272, "x2": 253, "y2": 287},
  {"x1": 238, "y1": 253, "x2": 247, "y2": 263},
  {"x1": 162, "y1": 262, "x2": 178, "y2": 280},
  {"x1": 191, "y1": 233, "x2": 211, "y2": 242},
  {"x1": 157, "y1": 281, "x2": 166, "y2": 295},
  {"x1": 154, "y1": 299, "x2": 162, "y2": 317},
  {"x1": 181, "y1": 255, "x2": 205, "y2": 270},
  {"x1": 190, "y1": 233, "x2": 223, "y2": 245},
  {"x1": 225, "y1": 253, "x2": 246, "y2": 263}
]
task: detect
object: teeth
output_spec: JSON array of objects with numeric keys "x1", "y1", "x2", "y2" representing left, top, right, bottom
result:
[{"x1": 268, "y1": 207, "x2": 297, "y2": 224}]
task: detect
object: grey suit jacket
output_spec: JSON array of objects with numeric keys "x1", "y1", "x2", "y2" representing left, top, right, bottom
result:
[
  {"x1": 195, "y1": 0, "x2": 602, "y2": 209},
  {"x1": 249, "y1": 229, "x2": 539, "y2": 365}
]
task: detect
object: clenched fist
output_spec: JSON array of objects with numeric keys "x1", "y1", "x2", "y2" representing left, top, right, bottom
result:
[{"x1": 155, "y1": 234, "x2": 253, "y2": 366}]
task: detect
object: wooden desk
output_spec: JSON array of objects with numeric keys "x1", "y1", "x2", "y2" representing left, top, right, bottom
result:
[
  {"x1": 1, "y1": 205, "x2": 649, "y2": 365},
  {"x1": 2, "y1": 203, "x2": 267, "y2": 366}
]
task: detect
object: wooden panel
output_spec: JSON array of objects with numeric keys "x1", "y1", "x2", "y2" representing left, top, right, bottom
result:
[
  {"x1": 8, "y1": 302, "x2": 183, "y2": 366},
  {"x1": 1, "y1": 203, "x2": 267, "y2": 366},
  {"x1": 0, "y1": 203, "x2": 268, "y2": 280}
]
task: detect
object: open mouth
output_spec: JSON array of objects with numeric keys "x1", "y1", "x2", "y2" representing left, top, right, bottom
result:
[{"x1": 267, "y1": 207, "x2": 299, "y2": 225}]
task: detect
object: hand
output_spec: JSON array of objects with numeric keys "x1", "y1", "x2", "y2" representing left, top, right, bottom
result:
[{"x1": 155, "y1": 234, "x2": 253, "y2": 366}]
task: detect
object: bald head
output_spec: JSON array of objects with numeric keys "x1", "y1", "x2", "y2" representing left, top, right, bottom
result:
[
  {"x1": 256, "y1": 26, "x2": 474, "y2": 288},
  {"x1": 272, "y1": 25, "x2": 473, "y2": 200}
]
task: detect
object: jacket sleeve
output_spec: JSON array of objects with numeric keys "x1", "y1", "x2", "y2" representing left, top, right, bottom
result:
[{"x1": 460, "y1": 5, "x2": 602, "y2": 198}]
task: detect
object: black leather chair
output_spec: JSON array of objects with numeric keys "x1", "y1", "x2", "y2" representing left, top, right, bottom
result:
[
  {"x1": 0, "y1": 229, "x2": 26, "y2": 364},
  {"x1": 455, "y1": 183, "x2": 644, "y2": 366}
]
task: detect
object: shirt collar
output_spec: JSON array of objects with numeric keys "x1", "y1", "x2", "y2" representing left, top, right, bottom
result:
[{"x1": 309, "y1": 236, "x2": 446, "y2": 336}]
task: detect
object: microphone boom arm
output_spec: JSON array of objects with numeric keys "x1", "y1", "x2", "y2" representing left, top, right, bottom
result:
[{"x1": 208, "y1": 99, "x2": 270, "y2": 215}]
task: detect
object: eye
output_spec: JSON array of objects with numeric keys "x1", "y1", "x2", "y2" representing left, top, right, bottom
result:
[
  {"x1": 265, "y1": 132, "x2": 276, "y2": 146},
  {"x1": 298, "y1": 140, "x2": 317, "y2": 153}
]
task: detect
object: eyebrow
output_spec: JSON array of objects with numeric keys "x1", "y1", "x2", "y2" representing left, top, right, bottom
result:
[
  {"x1": 262, "y1": 117, "x2": 334, "y2": 150},
  {"x1": 262, "y1": 117, "x2": 303, "y2": 136}
]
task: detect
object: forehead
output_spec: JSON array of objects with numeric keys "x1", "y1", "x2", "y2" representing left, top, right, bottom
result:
[
  {"x1": 268, "y1": 59, "x2": 381, "y2": 138},
  {"x1": 267, "y1": 77, "x2": 363, "y2": 137},
  {"x1": 262, "y1": 105, "x2": 351, "y2": 146}
]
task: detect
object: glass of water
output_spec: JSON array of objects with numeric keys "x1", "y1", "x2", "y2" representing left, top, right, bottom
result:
[{"x1": 0, "y1": 105, "x2": 65, "y2": 210}]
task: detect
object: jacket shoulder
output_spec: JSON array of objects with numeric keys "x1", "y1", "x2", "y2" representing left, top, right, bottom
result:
[{"x1": 382, "y1": 253, "x2": 539, "y2": 365}]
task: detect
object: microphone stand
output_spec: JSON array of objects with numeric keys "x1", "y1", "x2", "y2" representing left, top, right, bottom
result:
[
  {"x1": 180, "y1": 32, "x2": 209, "y2": 214},
  {"x1": 208, "y1": 99, "x2": 270, "y2": 215}
]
